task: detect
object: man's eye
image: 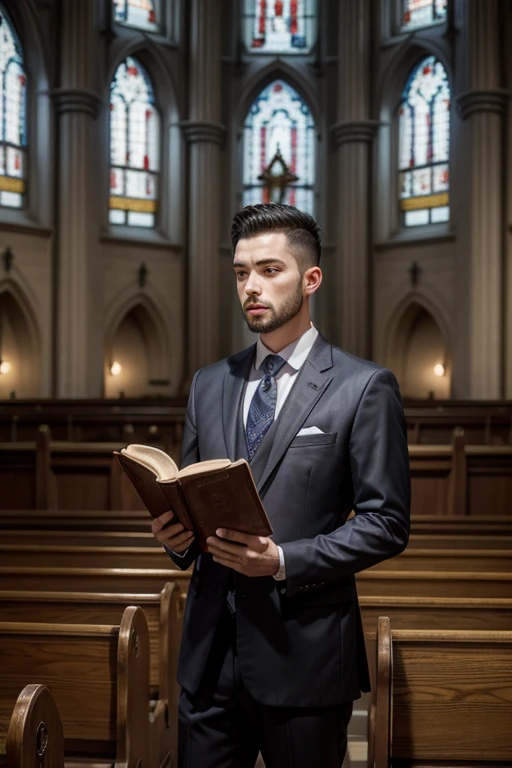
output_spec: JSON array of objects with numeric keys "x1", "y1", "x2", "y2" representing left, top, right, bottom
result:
[
  {"x1": 235, "y1": 271, "x2": 246, "y2": 279},
  {"x1": 265, "y1": 268, "x2": 278, "y2": 274}
]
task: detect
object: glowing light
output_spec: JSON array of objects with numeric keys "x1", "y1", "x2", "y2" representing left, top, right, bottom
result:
[
  {"x1": 110, "y1": 361, "x2": 122, "y2": 376},
  {"x1": 434, "y1": 363, "x2": 445, "y2": 377},
  {"x1": 0, "y1": 361, "x2": 11, "y2": 374}
]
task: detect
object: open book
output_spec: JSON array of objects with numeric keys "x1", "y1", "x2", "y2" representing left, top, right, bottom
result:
[{"x1": 114, "y1": 444, "x2": 272, "y2": 551}]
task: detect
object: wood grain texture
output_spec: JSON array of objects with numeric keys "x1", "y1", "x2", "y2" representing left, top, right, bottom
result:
[
  {"x1": 6, "y1": 684, "x2": 64, "y2": 768},
  {"x1": 0, "y1": 566, "x2": 191, "y2": 595},
  {"x1": 369, "y1": 620, "x2": 512, "y2": 765}
]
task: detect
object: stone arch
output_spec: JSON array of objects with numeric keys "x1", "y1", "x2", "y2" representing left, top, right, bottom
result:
[
  {"x1": 237, "y1": 62, "x2": 321, "y2": 129},
  {"x1": 104, "y1": 293, "x2": 173, "y2": 397},
  {"x1": 0, "y1": 280, "x2": 41, "y2": 397},
  {"x1": 385, "y1": 296, "x2": 451, "y2": 399}
]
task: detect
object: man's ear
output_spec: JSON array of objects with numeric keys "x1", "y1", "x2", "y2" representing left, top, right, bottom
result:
[{"x1": 303, "y1": 266, "x2": 322, "y2": 296}]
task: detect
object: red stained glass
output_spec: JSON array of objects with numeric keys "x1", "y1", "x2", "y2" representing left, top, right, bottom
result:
[
  {"x1": 110, "y1": 56, "x2": 160, "y2": 227},
  {"x1": 245, "y1": 0, "x2": 314, "y2": 54},
  {"x1": 0, "y1": 5, "x2": 27, "y2": 208}
]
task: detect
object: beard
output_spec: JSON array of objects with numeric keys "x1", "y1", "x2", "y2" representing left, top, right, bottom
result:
[{"x1": 242, "y1": 277, "x2": 304, "y2": 334}]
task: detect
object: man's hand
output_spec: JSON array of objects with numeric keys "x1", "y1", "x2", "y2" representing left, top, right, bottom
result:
[
  {"x1": 206, "y1": 529, "x2": 280, "y2": 576},
  {"x1": 151, "y1": 510, "x2": 195, "y2": 553}
]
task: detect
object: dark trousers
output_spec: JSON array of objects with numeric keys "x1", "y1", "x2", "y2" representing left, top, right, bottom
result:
[{"x1": 178, "y1": 609, "x2": 353, "y2": 768}]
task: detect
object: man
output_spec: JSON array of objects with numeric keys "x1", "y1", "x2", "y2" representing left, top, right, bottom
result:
[{"x1": 153, "y1": 203, "x2": 410, "y2": 768}]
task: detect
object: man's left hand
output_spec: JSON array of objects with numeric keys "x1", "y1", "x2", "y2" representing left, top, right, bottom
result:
[{"x1": 206, "y1": 529, "x2": 280, "y2": 577}]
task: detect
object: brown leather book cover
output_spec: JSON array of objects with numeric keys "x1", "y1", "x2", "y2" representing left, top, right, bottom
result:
[
  {"x1": 114, "y1": 450, "x2": 272, "y2": 552},
  {"x1": 114, "y1": 451, "x2": 193, "y2": 528},
  {"x1": 160, "y1": 459, "x2": 272, "y2": 551}
]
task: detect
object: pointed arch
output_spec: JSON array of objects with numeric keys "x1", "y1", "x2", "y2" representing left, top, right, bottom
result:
[
  {"x1": 0, "y1": 278, "x2": 41, "y2": 396},
  {"x1": 385, "y1": 294, "x2": 451, "y2": 398},
  {"x1": 104, "y1": 291, "x2": 174, "y2": 397},
  {"x1": 238, "y1": 62, "x2": 320, "y2": 128},
  {"x1": 241, "y1": 77, "x2": 316, "y2": 213}
]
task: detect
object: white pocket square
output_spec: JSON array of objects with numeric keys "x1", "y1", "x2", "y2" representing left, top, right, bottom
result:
[{"x1": 297, "y1": 426, "x2": 325, "y2": 436}]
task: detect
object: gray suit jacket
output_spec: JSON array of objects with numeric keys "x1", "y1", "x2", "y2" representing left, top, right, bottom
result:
[{"x1": 168, "y1": 333, "x2": 410, "y2": 707}]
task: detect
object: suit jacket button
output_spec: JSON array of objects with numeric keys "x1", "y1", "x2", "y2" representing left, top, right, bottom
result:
[{"x1": 217, "y1": 585, "x2": 224, "y2": 597}]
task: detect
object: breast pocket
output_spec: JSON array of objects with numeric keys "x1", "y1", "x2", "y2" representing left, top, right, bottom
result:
[{"x1": 289, "y1": 432, "x2": 337, "y2": 448}]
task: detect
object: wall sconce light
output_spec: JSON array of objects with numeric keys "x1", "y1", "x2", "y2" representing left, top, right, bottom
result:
[
  {"x1": 0, "y1": 360, "x2": 12, "y2": 374},
  {"x1": 434, "y1": 363, "x2": 445, "y2": 377},
  {"x1": 110, "y1": 361, "x2": 122, "y2": 376}
]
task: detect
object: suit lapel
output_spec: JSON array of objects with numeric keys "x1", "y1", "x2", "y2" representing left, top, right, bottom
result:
[
  {"x1": 222, "y1": 344, "x2": 255, "y2": 460},
  {"x1": 253, "y1": 334, "x2": 334, "y2": 494}
]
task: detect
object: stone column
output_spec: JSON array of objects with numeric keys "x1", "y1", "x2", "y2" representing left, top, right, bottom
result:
[
  {"x1": 330, "y1": 0, "x2": 378, "y2": 357},
  {"x1": 53, "y1": 0, "x2": 101, "y2": 396},
  {"x1": 455, "y1": 0, "x2": 509, "y2": 398},
  {"x1": 182, "y1": 0, "x2": 225, "y2": 380}
]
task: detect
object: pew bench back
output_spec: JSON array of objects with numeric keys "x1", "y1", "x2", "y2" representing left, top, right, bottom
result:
[{"x1": 369, "y1": 617, "x2": 512, "y2": 767}]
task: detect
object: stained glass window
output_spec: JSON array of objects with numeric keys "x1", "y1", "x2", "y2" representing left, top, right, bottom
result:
[
  {"x1": 109, "y1": 57, "x2": 160, "y2": 228},
  {"x1": 243, "y1": 80, "x2": 315, "y2": 214},
  {"x1": 113, "y1": 0, "x2": 159, "y2": 32},
  {"x1": 401, "y1": 0, "x2": 447, "y2": 31},
  {"x1": 0, "y1": 6, "x2": 27, "y2": 210},
  {"x1": 243, "y1": 0, "x2": 316, "y2": 54},
  {"x1": 398, "y1": 56, "x2": 450, "y2": 227}
]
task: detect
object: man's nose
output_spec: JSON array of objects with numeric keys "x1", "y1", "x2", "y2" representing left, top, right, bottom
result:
[{"x1": 245, "y1": 273, "x2": 262, "y2": 295}]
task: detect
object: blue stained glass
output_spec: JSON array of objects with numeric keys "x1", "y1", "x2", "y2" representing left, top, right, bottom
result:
[
  {"x1": 109, "y1": 56, "x2": 160, "y2": 228},
  {"x1": 113, "y1": 0, "x2": 159, "y2": 32},
  {"x1": 401, "y1": 0, "x2": 447, "y2": 31},
  {"x1": 0, "y1": 5, "x2": 27, "y2": 209},
  {"x1": 243, "y1": 0, "x2": 316, "y2": 54},
  {"x1": 243, "y1": 80, "x2": 315, "y2": 214},
  {"x1": 398, "y1": 56, "x2": 450, "y2": 227}
]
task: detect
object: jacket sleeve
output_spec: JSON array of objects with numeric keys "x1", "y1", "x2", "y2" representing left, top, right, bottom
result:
[
  {"x1": 280, "y1": 368, "x2": 411, "y2": 598},
  {"x1": 164, "y1": 370, "x2": 201, "y2": 571}
]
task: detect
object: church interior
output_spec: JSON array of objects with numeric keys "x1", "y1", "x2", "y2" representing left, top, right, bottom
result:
[{"x1": 0, "y1": 1, "x2": 511, "y2": 767}]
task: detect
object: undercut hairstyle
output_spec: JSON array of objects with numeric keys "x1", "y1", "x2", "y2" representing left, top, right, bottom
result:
[{"x1": 231, "y1": 203, "x2": 321, "y2": 271}]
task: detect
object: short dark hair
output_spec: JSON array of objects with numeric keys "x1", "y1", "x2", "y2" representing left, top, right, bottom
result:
[{"x1": 231, "y1": 203, "x2": 321, "y2": 270}]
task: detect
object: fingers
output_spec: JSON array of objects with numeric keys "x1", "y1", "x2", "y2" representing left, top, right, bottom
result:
[
  {"x1": 216, "y1": 528, "x2": 268, "y2": 553},
  {"x1": 152, "y1": 510, "x2": 176, "y2": 533},
  {"x1": 151, "y1": 510, "x2": 194, "y2": 552},
  {"x1": 167, "y1": 530, "x2": 195, "y2": 553}
]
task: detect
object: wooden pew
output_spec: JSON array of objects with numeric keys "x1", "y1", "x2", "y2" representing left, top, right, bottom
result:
[
  {"x1": 361, "y1": 596, "x2": 512, "y2": 633},
  {"x1": 356, "y1": 570, "x2": 512, "y2": 598},
  {"x1": 0, "y1": 566, "x2": 192, "y2": 596},
  {"x1": 0, "y1": 437, "x2": 142, "y2": 511},
  {"x1": 404, "y1": 398, "x2": 512, "y2": 446},
  {"x1": 410, "y1": 514, "x2": 512, "y2": 535},
  {"x1": 367, "y1": 548, "x2": 512, "y2": 572},
  {"x1": 0, "y1": 428, "x2": 54, "y2": 510},
  {"x1": 0, "y1": 528, "x2": 159, "y2": 547},
  {"x1": 0, "y1": 543, "x2": 171, "y2": 569},
  {"x1": 0, "y1": 509, "x2": 150, "y2": 531},
  {"x1": 406, "y1": 533, "x2": 512, "y2": 549},
  {"x1": 5, "y1": 528, "x2": 511, "y2": 551},
  {"x1": 0, "y1": 397, "x2": 186, "y2": 448},
  {"x1": 5, "y1": 542, "x2": 512, "y2": 573},
  {"x1": 5, "y1": 684, "x2": 64, "y2": 768},
  {"x1": 0, "y1": 587, "x2": 182, "y2": 768},
  {"x1": 368, "y1": 617, "x2": 512, "y2": 767},
  {"x1": 409, "y1": 432, "x2": 512, "y2": 517},
  {"x1": 0, "y1": 607, "x2": 152, "y2": 767}
]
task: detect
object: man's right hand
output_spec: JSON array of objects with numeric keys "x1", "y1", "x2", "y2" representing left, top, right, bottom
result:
[{"x1": 152, "y1": 510, "x2": 195, "y2": 553}]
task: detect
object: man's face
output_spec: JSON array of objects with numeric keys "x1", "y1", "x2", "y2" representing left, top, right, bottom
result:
[{"x1": 233, "y1": 232, "x2": 305, "y2": 334}]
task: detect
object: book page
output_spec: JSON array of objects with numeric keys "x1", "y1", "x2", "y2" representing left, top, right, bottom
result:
[
  {"x1": 121, "y1": 444, "x2": 179, "y2": 482},
  {"x1": 177, "y1": 458, "x2": 233, "y2": 478}
]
